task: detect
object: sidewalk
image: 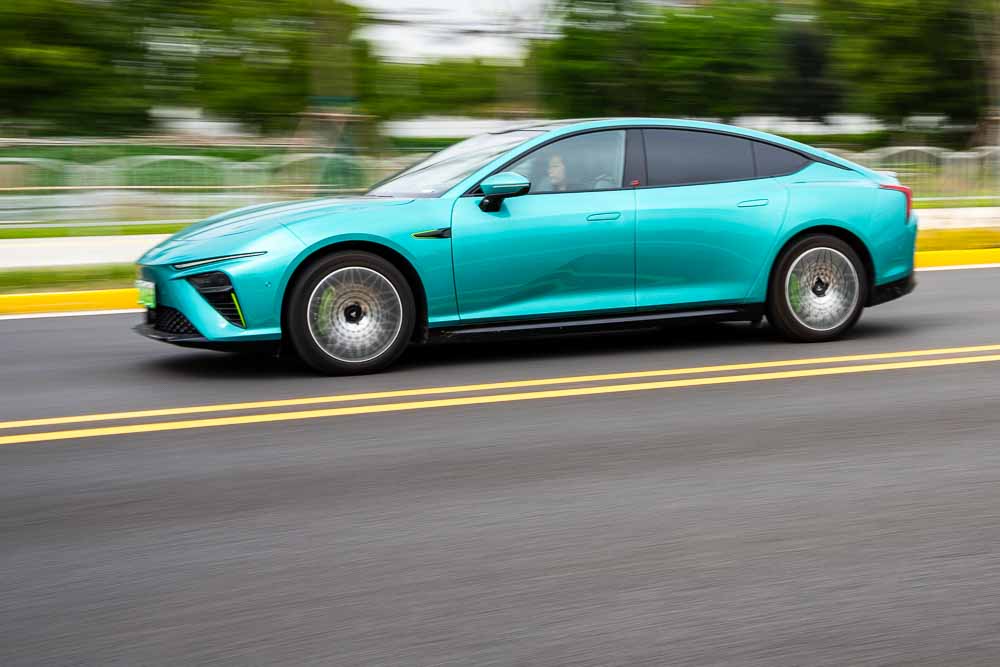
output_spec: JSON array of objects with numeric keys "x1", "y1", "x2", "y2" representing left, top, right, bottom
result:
[
  {"x1": 0, "y1": 234, "x2": 169, "y2": 268},
  {"x1": 915, "y1": 207, "x2": 1000, "y2": 229},
  {"x1": 0, "y1": 208, "x2": 997, "y2": 269}
]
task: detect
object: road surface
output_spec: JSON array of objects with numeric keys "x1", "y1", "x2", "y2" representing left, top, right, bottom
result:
[{"x1": 2, "y1": 267, "x2": 1000, "y2": 665}]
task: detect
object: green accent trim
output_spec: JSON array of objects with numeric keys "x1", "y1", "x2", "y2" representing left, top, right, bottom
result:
[{"x1": 231, "y1": 291, "x2": 247, "y2": 328}]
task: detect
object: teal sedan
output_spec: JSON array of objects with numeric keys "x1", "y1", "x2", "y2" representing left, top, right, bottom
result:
[{"x1": 136, "y1": 118, "x2": 917, "y2": 374}]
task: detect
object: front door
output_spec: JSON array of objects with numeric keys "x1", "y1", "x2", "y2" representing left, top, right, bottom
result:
[{"x1": 451, "y1": 130, "x2": 636, "y2": 322}]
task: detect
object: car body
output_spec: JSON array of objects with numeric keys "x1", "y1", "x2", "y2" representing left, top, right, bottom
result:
[{"x1": 136, "y1": 118, "x2": 917, "y2": 374}]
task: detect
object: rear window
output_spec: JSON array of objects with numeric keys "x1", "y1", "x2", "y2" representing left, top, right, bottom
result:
[
  {"x1": 753, "y1": 142, "x2": 811, "y2": 177},
  {"x1": 643, "y1": 129, "x2": 754, "y2": 187}
]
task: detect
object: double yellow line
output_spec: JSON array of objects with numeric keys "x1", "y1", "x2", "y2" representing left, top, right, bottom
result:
[{"x1": 3, "y1": 343, "x2": 1000, "y2": 446}]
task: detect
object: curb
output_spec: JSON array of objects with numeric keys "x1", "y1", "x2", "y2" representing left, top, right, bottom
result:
[
  {"x1": 3, "y1": 248, "x2": 1000, "y2": 316},
  {"x1": 913, "y1": 248, "x2": 1000, "y2": 269},
  {"x1": 0, "y1": 288, "x2": 139, "y2": 315}
]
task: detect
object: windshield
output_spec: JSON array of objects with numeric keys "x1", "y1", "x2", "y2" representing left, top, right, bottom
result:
[{"x1": 366, "y1": 130, "x2": 542, "y2": 198}]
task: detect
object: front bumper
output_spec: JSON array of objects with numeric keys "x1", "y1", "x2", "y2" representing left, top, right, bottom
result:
[
  {"x1": 135, "y1": 257, "x2": 283, "y2": 346},
  {"x1": 134, "y1": 317, "x2": 279, "y2": 353},
  {"x1": 869, "y1": 272, "x2": 916, "y2": 306}
]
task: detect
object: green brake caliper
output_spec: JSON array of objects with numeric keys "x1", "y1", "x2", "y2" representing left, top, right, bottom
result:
[{"x1": 315, "y1": 287, "x2": 336, "y2": 337}]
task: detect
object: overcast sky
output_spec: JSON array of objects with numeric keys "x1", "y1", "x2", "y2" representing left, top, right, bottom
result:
[{"x1": 354, "y1": 0, "x2": 552, "y2": 61}]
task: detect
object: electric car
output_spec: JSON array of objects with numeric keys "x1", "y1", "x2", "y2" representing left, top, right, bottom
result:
[{"x1": 135, "y1": 118, "x2": 916, "y2": 374}]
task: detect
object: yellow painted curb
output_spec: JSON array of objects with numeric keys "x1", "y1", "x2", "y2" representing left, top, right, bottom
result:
[
  {"x1": 914, "y1": 248, "x2": 1000, "y2": 269},
  {"x1": 0, "y1": 288, "x2": 138, "y2": 315},
  {"x1": 1, "y1": 248, "x2": 1000, "y2": 316}
]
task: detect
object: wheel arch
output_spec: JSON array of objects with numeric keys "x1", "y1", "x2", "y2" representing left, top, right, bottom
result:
[
  {"x1": 280, "y1": 239, "x2": 429, "y2": 343},
  {"x1": 766, "y1": 225, "x2": 877, "y2": 306}
]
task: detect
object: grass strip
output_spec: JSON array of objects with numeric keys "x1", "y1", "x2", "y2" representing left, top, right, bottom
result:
[
  {"x1": 0, "y1": 223, "x2": 189, "y2": 240},
  {"x1": 0, "y1": 264, "x2": 135, "y2": 294}
]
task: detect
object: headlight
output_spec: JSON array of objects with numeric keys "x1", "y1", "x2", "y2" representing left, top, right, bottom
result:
[{"x1": 172, "y1": 251, "x2": 266, "y2": 271}]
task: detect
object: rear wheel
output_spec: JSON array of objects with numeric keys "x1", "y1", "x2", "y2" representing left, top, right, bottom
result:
[
  {"x1": 287, "y1": 251, "x2": 415, "y2": 374},
  {"x1": 767, "y1": 234, "x2": 867, "y2": 342}
]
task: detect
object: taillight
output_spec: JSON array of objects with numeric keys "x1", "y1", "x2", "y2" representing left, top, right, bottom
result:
[{"x1": 880, "y1": 184, "x2": 912, "y2": 223}]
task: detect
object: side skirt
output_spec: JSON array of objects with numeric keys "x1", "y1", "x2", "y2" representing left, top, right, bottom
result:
[{"x1": 431, "y1": 304, "x2": 764, "y2": 341}]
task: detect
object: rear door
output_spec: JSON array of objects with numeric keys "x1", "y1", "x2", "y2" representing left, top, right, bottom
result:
[{"x1": 635, "y1": 129, "x2": 792, "y2": 308}]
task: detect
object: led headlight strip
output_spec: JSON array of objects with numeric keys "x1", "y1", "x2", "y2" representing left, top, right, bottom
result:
[{"x1": 172, "y1": 251, "x2": 266, "y2": 271}]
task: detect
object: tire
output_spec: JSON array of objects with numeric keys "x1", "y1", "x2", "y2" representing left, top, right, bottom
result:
[
  {"x1": 767, "y1": 234, "x2": 868, "y2": 342},
  {"x1": 287, "y1": 251, "x2": 415, "y2": 374}
]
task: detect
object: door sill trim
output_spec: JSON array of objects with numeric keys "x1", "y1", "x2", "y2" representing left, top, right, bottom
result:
[{"x1": 433, "y1": 305, "x2": 763, "y2": 338}]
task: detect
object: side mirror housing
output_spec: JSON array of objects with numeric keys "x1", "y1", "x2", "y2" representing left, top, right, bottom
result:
[{"x1": 479, "y1": 171, "x2": 530, "y2": 212}]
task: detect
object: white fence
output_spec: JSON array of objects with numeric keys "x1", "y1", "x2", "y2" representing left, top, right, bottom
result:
[
  {"x1": 0, "y1": 153, "x2": 420, "y2": 226},
  {"x1": 0, "y1": 145, "x2": 995, "y2": 227}
]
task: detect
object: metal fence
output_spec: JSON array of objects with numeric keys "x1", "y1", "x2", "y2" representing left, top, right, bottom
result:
[
  {"x1": 837, "y1": 146, "x2": 1000, "y2": 204},
  {"x1": 0, "y1": 144, "x2": 995, "y2": 229},
  {"x1": 0, "y1": 152, "x2": 421, "y2": 227}
]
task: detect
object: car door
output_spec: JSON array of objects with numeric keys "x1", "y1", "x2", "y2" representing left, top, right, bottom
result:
[
  {"x1": 451, "y1": 129, "x2": 636, "y2": 322},
  {"x1": 635, "y1": 128, "x2": 791, "y2": 308}
]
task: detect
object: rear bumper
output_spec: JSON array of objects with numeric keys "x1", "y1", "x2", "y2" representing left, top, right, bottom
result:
[{"x1": 869, "y1": 273, "x2": 916, "y2": 307}]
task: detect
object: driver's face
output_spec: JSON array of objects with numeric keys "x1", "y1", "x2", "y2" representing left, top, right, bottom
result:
[{"x1": 548, "y1": 155, "x2": 566, "y2": 188}]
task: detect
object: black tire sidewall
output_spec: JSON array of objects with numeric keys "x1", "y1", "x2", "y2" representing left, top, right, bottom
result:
[
  {"x1": 287, "y1": 251, "x2": 415, "y2": 374},
  {"x1": 767, "y1": 235, "x2": 868, "y2": 342}
]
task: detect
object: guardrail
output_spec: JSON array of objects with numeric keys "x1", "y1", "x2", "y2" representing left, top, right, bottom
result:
[
  {"x1": 0, "y1": 152, "x2": 419, "y2": 225},
  {"x1": 0, "y1": 145, "x2": 995, "y2": 226}
]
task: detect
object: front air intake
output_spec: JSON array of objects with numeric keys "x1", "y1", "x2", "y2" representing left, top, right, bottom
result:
[
  {"x1": 149, "y1": 306, "x2": 200, "y2": 335},
  {"x1": 187, "y1": 271, "x2": 246, "y2": 328}
]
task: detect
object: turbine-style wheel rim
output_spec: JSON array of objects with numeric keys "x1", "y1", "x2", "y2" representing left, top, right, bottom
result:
[
  {"x1": 307, "y1": 266, "x2": 403, "y2": 363},
  {"x1": 785, "y1": 247, "x2": 860, "y2": 332}
]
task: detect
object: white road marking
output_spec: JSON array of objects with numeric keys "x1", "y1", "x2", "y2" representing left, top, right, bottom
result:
[
  {"x1": 916, "y1": 263, "x2": 1000, "y2": 272},
  {"x1": 0, "y1": 309, "x2": 142, "y2": 320}
]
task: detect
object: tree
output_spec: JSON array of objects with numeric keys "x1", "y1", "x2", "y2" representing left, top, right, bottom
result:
[
  {"x1": 817, "y1": 0, "x2": 988, "y2": 124},
  {"x1": 533, "y1": 1, "x2": 789, "y2": 120},
  {"x1": 0, "y1": 0, "x2": 150, "y2": 133}
]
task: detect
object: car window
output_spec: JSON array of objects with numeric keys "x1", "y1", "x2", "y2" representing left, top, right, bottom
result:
[
  {"x1": 367, "y1": 130, "x2": 542, "y2": 198},
  {"x1": 507, "y1": 130, "x2": 626, "y2": 194},
  {"x1": 753, "y1": 141, "x2": 811, "y2": 177},
  {"x1": 643, "y1": 129, "x2": 754, "y2": 187}
]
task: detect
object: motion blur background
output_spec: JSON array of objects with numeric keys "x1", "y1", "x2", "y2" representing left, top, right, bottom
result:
[{"x1": 0, "y1": 0, "x2": 997, "y2": 287}]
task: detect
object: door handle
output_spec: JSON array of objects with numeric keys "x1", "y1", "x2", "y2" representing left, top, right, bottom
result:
[
  {"x1": 586, "y1": 212, "x2": 622, "y2": 221},
  {"x1": 737, "y1": 198, "x2": 769, "y2": 208}
]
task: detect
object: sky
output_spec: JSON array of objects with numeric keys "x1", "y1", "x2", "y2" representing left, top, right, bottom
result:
[{"x1": 354, "y1": 0, "x2": 551, "y2": 62}]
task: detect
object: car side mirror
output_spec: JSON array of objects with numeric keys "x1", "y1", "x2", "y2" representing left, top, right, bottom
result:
[{"x1": 479, "y1": 171, "x2": 530, "y2": 212}]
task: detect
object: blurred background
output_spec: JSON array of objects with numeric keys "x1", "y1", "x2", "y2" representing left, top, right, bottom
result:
[{"x1": 0, "y1": 0, "x2": 997, "y2": 289}]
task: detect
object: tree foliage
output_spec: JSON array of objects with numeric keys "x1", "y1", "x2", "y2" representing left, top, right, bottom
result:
[
  {"x1": 0, "y1": 0, "x2": 149, "y2": 132},
  {"x1": 0, "y1": 0, "x2": 993, "y2": 135},
  {"x1": 816, "y1": 0, "x2": 988, "y2": 123},
  {"x1": 535, "y1": 0, "x2": 990, "y2": 125},
  {"x1": 534, "y1": 1, "x2": 789, "y2": 120}
]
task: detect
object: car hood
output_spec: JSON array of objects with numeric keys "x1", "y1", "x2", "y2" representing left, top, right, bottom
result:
[
  {"x1": 170, "y1": 196, "x2": 415, "y2": 242},
  {"x1": 139, "y1": 196, "x2": 414, "y2": 266}
]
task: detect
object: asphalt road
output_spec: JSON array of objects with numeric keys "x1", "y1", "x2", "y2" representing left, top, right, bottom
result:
[{"x1": 3, "y1": 267, "x2": 1000, "y2": 665}]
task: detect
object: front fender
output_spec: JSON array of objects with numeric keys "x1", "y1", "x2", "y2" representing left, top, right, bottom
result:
[{"x1": 280, "y1": 201, "x2": 459, "y2": 326}]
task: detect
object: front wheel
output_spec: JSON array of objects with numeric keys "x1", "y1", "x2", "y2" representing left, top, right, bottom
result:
[
  {"x1": 287, "y1": 251, "x2": 415, "y2": 374},
  {"x1": 767, "y1": 234, "x2": 867, "y2": 342}
]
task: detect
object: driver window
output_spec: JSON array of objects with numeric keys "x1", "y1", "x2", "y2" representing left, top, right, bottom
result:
[{"x1": 507, "y1": 130, "x2": 626, "y2": 194}]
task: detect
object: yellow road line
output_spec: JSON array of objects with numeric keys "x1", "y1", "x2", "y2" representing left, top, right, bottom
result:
[
  {"x1": 4, "y1": 343, "x2": 1000, "y2": 431},
  {"x1": 2, "y1": 353, "x2": 999, "y2": 446}
]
